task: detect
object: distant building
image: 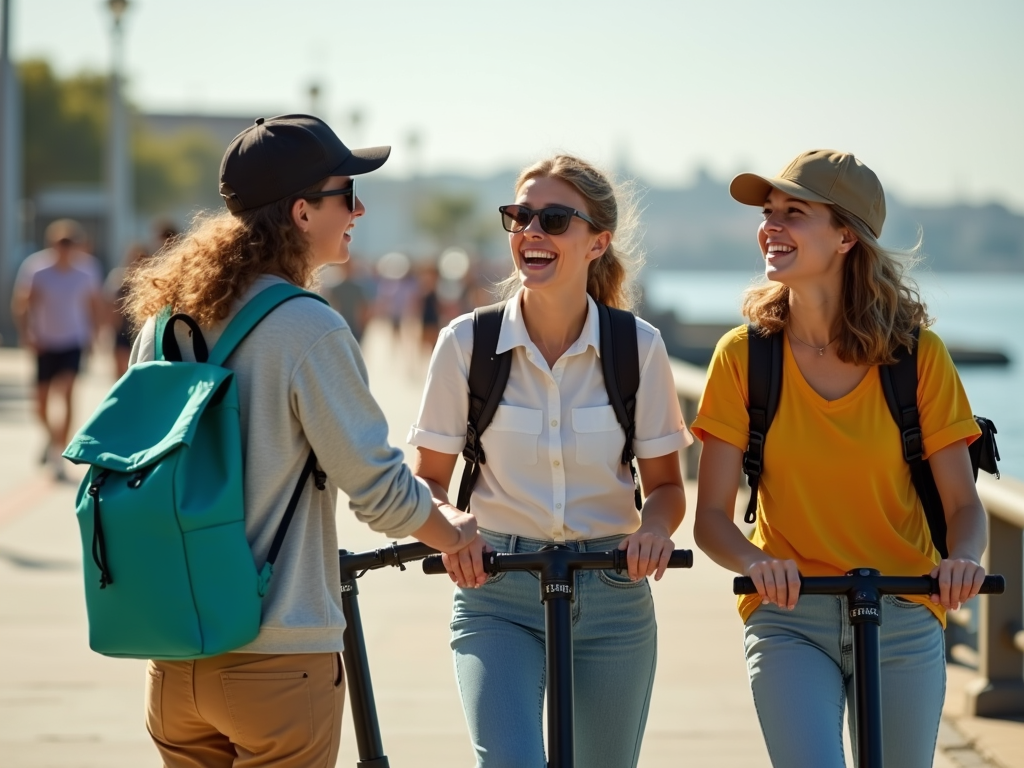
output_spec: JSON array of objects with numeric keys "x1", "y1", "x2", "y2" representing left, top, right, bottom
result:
[{"x1": 141, "y1": 112, "x2": 260, "y2": 152}]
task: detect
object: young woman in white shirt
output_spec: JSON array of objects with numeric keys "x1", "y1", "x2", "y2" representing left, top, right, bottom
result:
[{"x1": 410, "y1": 155, "x2": 692, "y2": 768}]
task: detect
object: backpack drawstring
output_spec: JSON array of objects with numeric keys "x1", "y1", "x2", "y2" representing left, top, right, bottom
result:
[{"x1": 88, "y1": 471, "x2": 114, "y2": 589}]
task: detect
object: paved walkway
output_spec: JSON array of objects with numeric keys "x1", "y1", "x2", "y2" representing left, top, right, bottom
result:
[{"x1": 0, "y1": 321, "x2": 1020, "y2": 767}]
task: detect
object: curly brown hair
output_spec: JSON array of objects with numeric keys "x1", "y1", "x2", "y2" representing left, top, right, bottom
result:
[
  {"x1": 498, "y1": 155, "x2": 644, "y2": 311},
  {"x1": 742, "y1": 207, "x2": 930, "y2": 365},
  {"x1": 126, "y1": 182, "x2": 325, "y2": 330}
]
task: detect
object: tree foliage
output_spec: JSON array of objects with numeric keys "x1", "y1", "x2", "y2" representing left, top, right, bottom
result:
[
  {"x1": 415, "y1": 191, "x2": 496, "y2": 251},
  {"x1": 19, "y1": 59, "x2": 221, "y2": 214}
]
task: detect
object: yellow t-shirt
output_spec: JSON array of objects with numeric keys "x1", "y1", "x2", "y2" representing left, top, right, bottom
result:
[{"x1": 691, "y1": 326, "x2": 981, "y2": 626}]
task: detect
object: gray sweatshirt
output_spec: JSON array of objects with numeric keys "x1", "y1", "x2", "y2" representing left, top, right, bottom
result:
[{"x1": 132, "y1": 275, "x2": 432, "y2": 653}]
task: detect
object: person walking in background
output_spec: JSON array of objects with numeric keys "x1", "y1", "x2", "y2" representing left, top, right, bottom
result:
[
  {"x1": 104, "y1": 242, "x2": 149, "y2": 379},
  {"x1": 417, "y1": 260, "x2": 442, "y2": 354},
  {"x1": 410, "y1": 155, "x2": 691, "y2": 768},
  {"x1": 14, "y1": 219, "x2": 103, "y2": 287},
  {"x1": 319, "y1": 256, "x2": 372, "y2": 343},
  {"x1": 124, "y1": 114, "x2": 477, "y2": 768},
  {"x1": 11, "y1": 218, "x2": 104, "y2": 480},
  {"x1": 691, "y1": 150, "x2": 988, "y2": 767}
]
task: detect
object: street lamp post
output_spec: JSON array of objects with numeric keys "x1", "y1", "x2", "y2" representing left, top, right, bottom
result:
[
  {"x1": 0, "y1": 0, "x2": 22, "y2": 343},
  {"x1": 106, "y1": 0, "x2": 132, "y2": 269}
]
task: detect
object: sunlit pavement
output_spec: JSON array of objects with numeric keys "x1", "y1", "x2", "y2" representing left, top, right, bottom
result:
[{"x1": 0, "y1": 320, "x2": 1019, "y2": 767}]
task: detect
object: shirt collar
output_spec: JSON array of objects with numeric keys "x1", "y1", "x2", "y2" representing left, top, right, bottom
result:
[{"x1": 496, "y1": 288, "x2": 602, "y2": 358}]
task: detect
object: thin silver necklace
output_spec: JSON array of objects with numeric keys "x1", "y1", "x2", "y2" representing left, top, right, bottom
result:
[{"x1": 788, "y1": 328, "x2": 837, "y2": 357}]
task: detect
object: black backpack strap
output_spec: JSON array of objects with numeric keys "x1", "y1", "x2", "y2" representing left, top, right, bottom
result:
[
  {"x1": 160, "y1": 314, "x2": 210, "y2": 363},
  {"x1": 598, "y1": 303, "x2": 642, "y2": 510},
  {"x1": 879, "y1": 327, "x2": 950, "y2": 558},
  {"x1": 743, "y1": 325, "x2": 783, "y2": 525},
  {"x1": 258, "y1": 449, "x2": 327, "y2": 596},
  {"x1": 456, "y1": 302, "x2": 512, "y2": 511}
]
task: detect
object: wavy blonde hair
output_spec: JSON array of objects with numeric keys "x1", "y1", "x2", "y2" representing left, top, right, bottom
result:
[
  {"x1": 126, "y1": 182, "x2": 325, "y2": 330},
  {"x1": 742, "y1": 207, "x2": 930, "y2": 365},
  {"x1": 498, "y1": 155, "x2": 644, "y2": 311}
]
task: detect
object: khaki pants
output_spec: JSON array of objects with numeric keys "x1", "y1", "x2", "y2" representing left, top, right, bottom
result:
[{"x1": 146, "y1": 652, "x2": 345, "y2": 768}]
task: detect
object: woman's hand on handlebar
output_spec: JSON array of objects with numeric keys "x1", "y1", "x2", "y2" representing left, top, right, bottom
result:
[
  {"x1": 930, "y1": 557, "x2": 986, "y2": 610},
  {"x1": 745, "y1": 557, "x2": 801, "y2": 610},
  {"x1": 442, "y1": 533, "x2": 491, "y2": 589},
  {"x1": 617, "y1": 526, "x2": 675, "y2": 581}
]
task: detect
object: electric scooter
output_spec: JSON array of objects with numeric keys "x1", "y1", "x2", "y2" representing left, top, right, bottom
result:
[
  {"x1": 733, "y1": 570, "x2": 1005, "y2": 768},
  {"x1": 337, "y1": 541, "x2": 692, "y2": 768},
  {"x1": 422, "y1": 545, "x2": 693, "y2": 768},
  {"x1": 338, "y1": 541, "x2": 440, "y2": 768}
]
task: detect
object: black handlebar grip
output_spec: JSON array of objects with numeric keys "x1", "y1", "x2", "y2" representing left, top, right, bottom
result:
[
  {"x1": 422, "y1": 554, "x2": 447, "y2": 575},
  {"x1": 981, "y1": 575, "x2": 1005, "y2": 594},
  {"x1": 733, "y1": 576, "x2": 756, "y2": 595},
  {"x1": 669, "y1": 550, "x2": 694, "y2": 568}
]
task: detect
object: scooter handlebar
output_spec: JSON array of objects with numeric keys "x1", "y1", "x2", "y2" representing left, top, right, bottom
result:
[
  {"x1": 338, "y1": 541, "x2": 439, "y2": 578},
  {"x1": 732, "y1": 573, "x2": 1005, "y2": 596},
  {"x1": 422, "y1": 548, "x2": 693, "y2": 576}
]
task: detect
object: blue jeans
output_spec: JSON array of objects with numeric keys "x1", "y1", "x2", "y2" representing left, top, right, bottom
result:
[
  {"x1": 744, "y1": 595, "x2": 946, "y2": 768},
  {"x1": 450, "y1": 530, "x2": 658, "y2": 768}
]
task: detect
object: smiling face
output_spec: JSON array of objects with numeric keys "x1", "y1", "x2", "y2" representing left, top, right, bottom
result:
[
  {"x1": 758, "y1": 187, "x2": 856, "y2": 287},
  {"x1": 293, "y1": 175, "x2": 365, "y2": 268},
  {"x1": 509, "y1": 175, "x2": 610, "y2": 297}
]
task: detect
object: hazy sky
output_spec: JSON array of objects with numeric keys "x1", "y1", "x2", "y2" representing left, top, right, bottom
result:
[{"x1": 11, "y1": 0, "x2": 1024, "y2": 211}]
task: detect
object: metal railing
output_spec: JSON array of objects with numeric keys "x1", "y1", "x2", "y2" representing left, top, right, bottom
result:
[{"x1": 668, "y1": 355, "x2": 1024, "y2": 718}]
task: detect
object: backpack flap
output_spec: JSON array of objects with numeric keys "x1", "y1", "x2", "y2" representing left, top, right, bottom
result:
[{"x1": 63, "y1": 361, "x2": 236, "y2": 472}]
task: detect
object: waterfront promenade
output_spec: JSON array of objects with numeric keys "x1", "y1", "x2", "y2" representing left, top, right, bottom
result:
[{"x1": 0, "y1": 321, "x2": 1020, "y2": 767}]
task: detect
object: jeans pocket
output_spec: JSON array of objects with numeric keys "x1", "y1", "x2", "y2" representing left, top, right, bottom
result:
[
  {"x1": 221, "y1": 670, "x2": 313, "y2": 750},
  {"x1": 885, "y1": 595, "x2": 925, "y2": 609},
  {"x1": 598, "y1": 568, "x2": 647, "y2": 589},
  {"x1": 145, "y1": 663, "x2": 165, "y2": 743}
]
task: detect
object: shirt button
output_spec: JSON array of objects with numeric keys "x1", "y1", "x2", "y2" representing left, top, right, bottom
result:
[
  {"x1": 555, "y1": 503, "x2": 562, "y2": 509},
  {"x1": 553, "y1": 460, "x2": 560, "y2": 467},
  {"x1": 551, "y1": 419, "x2": 558, "y2": 427}
]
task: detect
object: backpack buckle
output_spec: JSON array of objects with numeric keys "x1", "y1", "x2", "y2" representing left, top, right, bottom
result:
[
  {"x1": 463, "y1": 423, "x2": 484, "y2": 465},
  {"x1": 901, "y1": 427, "x2": 923, "y2": 462},
  {"x1": 743, "y1": 432, "x2": 765, "y2": 476}
]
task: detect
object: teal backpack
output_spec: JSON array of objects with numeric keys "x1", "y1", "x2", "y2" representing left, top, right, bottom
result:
[{"x1": 63, "y1": 283, "x2": 328, "y2": 659}]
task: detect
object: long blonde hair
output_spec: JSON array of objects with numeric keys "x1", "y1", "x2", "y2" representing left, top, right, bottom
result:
[
  {"x1": 742, "y1": 207, "x2": 930, "y2": 365},
  {"x1": 498, "y1": 155, "x2": 644, "y2": 311},
  {"x1": 126, "y1": 183, "x2": 324, "y2": 330}
]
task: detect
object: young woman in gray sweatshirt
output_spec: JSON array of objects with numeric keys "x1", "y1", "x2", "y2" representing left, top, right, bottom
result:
[{"x1": 125, "y1": 114, "x2": 477, "y2": 768}]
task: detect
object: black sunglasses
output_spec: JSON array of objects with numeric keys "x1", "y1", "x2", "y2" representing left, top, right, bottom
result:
[
  {"x1": 303, "y1": 179, "x2": 356, "y2": 211},
  {"x1": 498, "y1": 204, "x2": 596, "y2": 235}
]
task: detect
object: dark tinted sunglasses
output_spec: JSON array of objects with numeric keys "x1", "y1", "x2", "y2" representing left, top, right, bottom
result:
[
  {"x1": 303, "y1": 179, "x2": 356, "y2": 211},
  {"x1": 498, "y1": 204, "x2": 596, "y2": 235}
]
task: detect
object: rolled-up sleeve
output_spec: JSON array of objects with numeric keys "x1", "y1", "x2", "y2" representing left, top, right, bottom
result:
[
  {"x1": 632, "y1": 329, "x2": 694, "y2": 459},
  {"x1": 407, "y1": 325, "x2": 470, "y2": 455}
]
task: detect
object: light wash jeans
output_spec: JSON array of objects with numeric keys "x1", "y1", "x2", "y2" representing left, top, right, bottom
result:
[
  {"x1": 450, "y1": 529, "x2": 658, "y2": 768},
  {"x1": 744, "y1": 594, "x2": 946, "y2": 768}
]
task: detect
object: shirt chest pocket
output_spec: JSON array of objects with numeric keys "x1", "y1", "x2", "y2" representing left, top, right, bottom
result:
[
  {"x1": 484, "y1": 405, "x2": 543, "y2": 466},
  {"x1": 572, "y1": 405, "x2": 624, "y2": 466}
]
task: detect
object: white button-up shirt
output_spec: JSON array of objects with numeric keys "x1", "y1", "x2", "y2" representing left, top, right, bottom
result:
[{"x1": 408, "y1": 291, "x2": 692, "y2": 542}]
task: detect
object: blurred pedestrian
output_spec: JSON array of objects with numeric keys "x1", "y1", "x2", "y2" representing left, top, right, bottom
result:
[
  {"x1": 103, "y1": 242, "x2": 149, "y2": 379},
  {"x1": 14, "y1": 219, "x2": 103, "y2": 287},
  {"x1": 418, "y1": 260, "x2": 441, "y2": 353},
  {"x1": 11, "y1": 219, "x2": 104, "y2": 479},
  {"x1": 319, "y1": 257, "x2": 371, "y2": 343}
]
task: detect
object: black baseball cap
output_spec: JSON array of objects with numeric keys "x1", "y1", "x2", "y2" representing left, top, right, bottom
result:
[{"x1": 219, "y1": 114, "x2": 391, "y2": 213}]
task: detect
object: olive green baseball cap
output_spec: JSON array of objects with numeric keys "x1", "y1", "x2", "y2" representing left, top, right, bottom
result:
[{"x1": 729, "y1": 149, "x2": 886, "y2": 237}]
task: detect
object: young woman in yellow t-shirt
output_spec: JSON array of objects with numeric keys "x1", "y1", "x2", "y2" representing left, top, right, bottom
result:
[{"x1": 691, "y1": 150, "x2": 987, "y2": 768}]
